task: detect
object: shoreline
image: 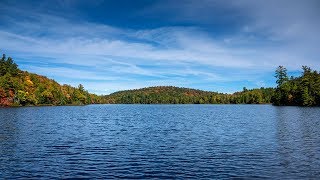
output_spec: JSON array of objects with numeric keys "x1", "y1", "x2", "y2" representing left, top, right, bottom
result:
[{"x1": 0, "y1": 103, "x2": 278, "y2": 108}]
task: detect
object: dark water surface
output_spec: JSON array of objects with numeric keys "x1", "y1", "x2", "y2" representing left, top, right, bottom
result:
[{"x1": 0, "y1": 105, "x2": 319, "y2": 179}]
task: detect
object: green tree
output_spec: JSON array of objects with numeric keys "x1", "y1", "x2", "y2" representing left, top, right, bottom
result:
[{"x1": 275, "y1": 66, "x2": 288, "y2": 87}]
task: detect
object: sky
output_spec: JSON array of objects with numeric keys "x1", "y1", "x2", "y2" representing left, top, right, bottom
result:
[{"x1": 0, "y1": 0, "x2": 319, "y2": 94}]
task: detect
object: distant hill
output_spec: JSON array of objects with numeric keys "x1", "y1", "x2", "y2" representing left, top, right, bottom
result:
[
  {"x1": 104, "y1": 86, "x2": 274, "y2": 104},
  {"x1": 2, "y1": 53, "x2": 319, "y2": 106},
  {"x1": 0, "y1": 53, "x2": 279, "y2": 106},
  {"x1": 0, "y1": 54, "x2": 102, "y2": 106}
]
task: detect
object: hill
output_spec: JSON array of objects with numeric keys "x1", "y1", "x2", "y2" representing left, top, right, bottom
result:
[
  {"x1": 6, "y1": 53, "x2": 320, "y2": 106},
  {"x1": 0, "y1": 54, "x2": 102, "y2": 106},
  {"x1": 104, "y1": 86, "x2": 274, "y2": 104},
  {"x1": 0, "y1": 54, "x2": 274, "y2": 106}
]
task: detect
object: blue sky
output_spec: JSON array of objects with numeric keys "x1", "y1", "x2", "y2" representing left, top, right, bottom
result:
[{"x1": 0, "y1": 0, "x2": 319, "y2": 94}]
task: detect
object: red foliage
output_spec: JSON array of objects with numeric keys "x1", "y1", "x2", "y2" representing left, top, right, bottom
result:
[{"x1": 0, "y1": 97, "x2": 13, "y2": 106}]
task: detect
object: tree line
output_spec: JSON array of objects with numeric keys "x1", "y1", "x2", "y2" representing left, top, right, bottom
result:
[
  {"x1": 104, "y1": 66, "x2": 320, "y2": 106},
  {"x1": 0, "y1": 54, "x2": 103, "y2": 106},
  {"x1": 1, "y1": 54, "x2": 319, "y2": 106},
  {"x1": 271, "y1": 66, "x2": 320, "y2": 106},
  {"x1": 104, "y1": 86, "x2": 274, "y2": 104}
]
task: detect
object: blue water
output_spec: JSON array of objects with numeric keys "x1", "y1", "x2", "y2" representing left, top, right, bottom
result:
[{"x1": 0, "y1": 104, "x2": 319, "y2": 179}]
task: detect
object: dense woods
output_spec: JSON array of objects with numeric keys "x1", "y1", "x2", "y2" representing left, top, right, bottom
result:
[
  {"x1": 271, "y1": 66, "x2": 320, "y2": 106},
  {"x1": 104, "y1": 86, "x2": 274, "y2": 104},
  {"x1": 1, "y1": 54, "x2": 319, "y2": 106},
  {"x1": 0, "y1": 54, "x2": 102, "y2": 106}
]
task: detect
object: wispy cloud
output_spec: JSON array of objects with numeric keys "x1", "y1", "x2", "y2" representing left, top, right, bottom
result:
[{"x1": 0, "y1": 0, "x2": 319, "y2": 94}]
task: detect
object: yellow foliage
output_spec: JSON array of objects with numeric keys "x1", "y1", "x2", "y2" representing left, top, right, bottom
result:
[{"x1": 25, "y1": 76, "x2": 34, "y2": 86}]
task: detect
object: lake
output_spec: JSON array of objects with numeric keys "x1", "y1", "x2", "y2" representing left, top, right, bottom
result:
[{"x1": 0, "y1": 104, "x2": 319, "y2": 179}]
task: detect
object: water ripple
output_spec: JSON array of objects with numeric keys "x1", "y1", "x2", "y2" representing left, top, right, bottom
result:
[{"x1": 0, "y1": 105, "x2": 320, "y2": 179}]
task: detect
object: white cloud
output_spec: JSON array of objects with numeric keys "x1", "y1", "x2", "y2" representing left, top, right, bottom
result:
[
  {"x1": 1, "y1": 1, "x2": 319, "y2": 94},
  {"x1": 24, "y1": 66, "x2": 120, "y2": 81}
]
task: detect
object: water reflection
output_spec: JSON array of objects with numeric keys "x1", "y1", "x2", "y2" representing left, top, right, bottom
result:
[{"x1": 275, "y1": 106, "x2": 320, "y2": 178}]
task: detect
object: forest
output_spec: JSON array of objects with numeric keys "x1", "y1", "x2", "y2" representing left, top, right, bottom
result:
[
  {"x1": 0, "y1": 54, "x2": 103, "y2": 106},
  {"x1": 104, "y1": 86, "x2": 274, "y2": 104},
  {"x1": 271, "y1": 66, "x2": 320, "y2": 106},
  {"x1": 1, "y1": 54, "x2": 319, "y2": 106}
]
